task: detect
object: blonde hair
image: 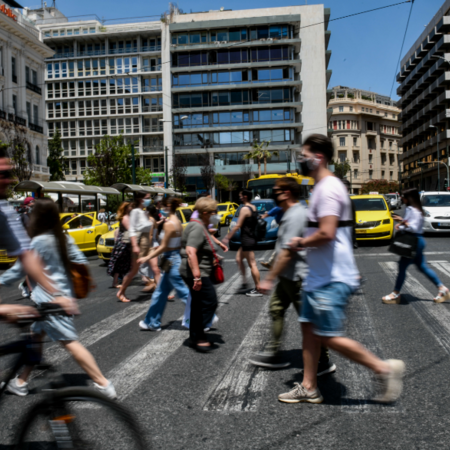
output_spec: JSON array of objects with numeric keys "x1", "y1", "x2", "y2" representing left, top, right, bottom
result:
[{"x1": 195, "y1": 197, "x2": 217, "y2": 214}]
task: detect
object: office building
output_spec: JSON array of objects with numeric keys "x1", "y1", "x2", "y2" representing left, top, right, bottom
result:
[
  {"x1": 0, "y1": 0, "x2": 53, "y2": 182},
  {"x1": 329, "y1": 86, "x2": 402, "y2": 194},
  {"x1": 397, "y1": 0, "x2": 450, "y2": 191}
]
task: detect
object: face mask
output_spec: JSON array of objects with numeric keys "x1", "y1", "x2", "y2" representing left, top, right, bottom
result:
[
  {"x1": 143, "y1": 199, "x2": 151, "y2": 208},
  {"x1": 271, "y1": 191, "x2": 283, "y2": 206},
  {"x1": 210, "y1": 214, "x2": 221, "y2": 226},
  {"x1": 299, "y1": 157, "x2": 320, "y2": 177}
]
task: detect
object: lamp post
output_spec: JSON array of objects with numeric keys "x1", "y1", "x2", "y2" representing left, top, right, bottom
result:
[
  {"x1": 418, "y1": 161, "x2": 450, "y2": 192},
  {"x1": 159, "y1": 116, "x2": 188, "y2": 188},
  {"x1": 429, "y1": 124, "x2": 441, "y2": 191}
]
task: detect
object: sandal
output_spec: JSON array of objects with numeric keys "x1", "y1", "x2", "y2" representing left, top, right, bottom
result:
[
  {"x1": 167, "y1": 294, "x2": 175, "y2": 302},
  {"x1": 190, "y1": 340, "x2": 212, "y2": 353},
  {"x1": 116, "y1": 292, "x2": 131, "y2": 303},
  {"x1": 382, "y1": 292, "x2": 401, "y2": 304},
  {"x1": 142, "y1": 283, "x2": 156, "y2": 293},
  {"x1": 434, "y1": 286, "x2": 450, "y2": 303}
]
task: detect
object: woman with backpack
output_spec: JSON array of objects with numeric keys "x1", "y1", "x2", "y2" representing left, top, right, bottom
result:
[
  {"x1": 0, "y1": 199, "x2": 116, "y2": 399},
  {"x1": 382, "y1": 188, "x2": 450, "y2": 304}
]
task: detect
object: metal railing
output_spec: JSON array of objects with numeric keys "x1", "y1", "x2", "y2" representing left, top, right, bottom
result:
[
  {"x1": 79, "y1": 49, "x2": 106, "y2": 57},
  {"x1": 109, "y1": 47, "x2": 138, "y2": 55},
  {"x1": 141, "y1": 65, "x2": 162, "y2": 72},
  {"x1": 142, "y1": 126, "x2": 164, "y2": 133},
  {"x1": 26, "y1": 81, "x2": 42, "y2": 95},
  {"x1": 29, "y1": 123, "x2": 44, "y2": 134},
  {"x1": 142, "y1": 105, "x2": 163, "y2": 112},
  {"x1": 7, "y1": 113, "x2": 26, "y2": 127},
  {"x1": 141, "y1": 45, "x2": 162, "y2": 53},
  {"x1": 141, "y1": 86, "x2": 162, "y2": 92},
  {"x1": 142, "y1": 146, "x2": 164, "y2": 153}
]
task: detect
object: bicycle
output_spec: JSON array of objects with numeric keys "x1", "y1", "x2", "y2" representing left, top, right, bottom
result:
[{"x1": 0, "y1": 303, "x2": 149, "y2": 449}]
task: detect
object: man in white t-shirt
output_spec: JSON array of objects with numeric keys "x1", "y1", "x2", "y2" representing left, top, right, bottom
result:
[{"x1": 278, "y1": 134, "x2": 405, "y2": 405}]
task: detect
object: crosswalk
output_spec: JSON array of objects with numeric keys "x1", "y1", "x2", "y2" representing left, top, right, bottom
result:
[{"x1": 12, "y1": 254, "x2": 450, "y2": 414}]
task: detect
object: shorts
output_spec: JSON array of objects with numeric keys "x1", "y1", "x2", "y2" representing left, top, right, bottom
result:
[
  {"x1": 240, "y1": 237, "x2": 256, "y2": 252},
  {"x1": 241, "y1": 245, "x2": 255, "y2": 252},
  {"x1": 299, "y1": 282, "x2": 354, "y2": 337},
  {"x1": 32, "y1": 314, "x2": 78, "y2": 342}
]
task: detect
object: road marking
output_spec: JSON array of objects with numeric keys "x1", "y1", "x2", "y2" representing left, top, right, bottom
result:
[
  {"x1": 380, "y1": 262, "x2": 450, "y2": 356},
  {"x1": 339, "y1": 289, "x2": 398, "y2": 413},
  {"x1": 355, "y1": 252, "x2": 449, "y2": 257},
  {"x1": 430, "y1": 261, "x2": 450, "y2": 279},
  {"x1": 202, "y1": 299, "x2": 270, "y2": 412}
]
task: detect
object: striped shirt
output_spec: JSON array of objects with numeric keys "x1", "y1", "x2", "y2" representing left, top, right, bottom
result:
[{"x1": 0, "y1": 200, "x2": 31, "y2": 256}]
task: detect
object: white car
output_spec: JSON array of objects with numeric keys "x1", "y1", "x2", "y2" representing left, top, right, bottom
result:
[
  {"x1": 385, "y1": 193, "x2": 401, "y2": 210},
  {"x1": 421, "y1": 192, "x2": 450, "y2": 233}
]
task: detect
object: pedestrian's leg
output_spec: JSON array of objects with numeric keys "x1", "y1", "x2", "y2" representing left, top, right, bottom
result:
[
  {"x1": 236, "y1": 247, "x2": 246, "y2": 283},
  {"x1": 143, "y1": 272, "x2": 172, "y2": 328},
  {"x1": 266, "y1": 279, "x2": 290, "y2": 354},
  {"x1": 267, "y1": 250, "x2": 276, "y2": 266},
  {"x1": 17, "y1": 333, "x2": 44, "y2": 385},
  {"x1": 301, "y1": 322, "x2": 321, "y2": 391},
  {"x1": 200, "y1": 277, "x2": 218, "y2": 331},
  {"x1": 113, "y1": 273, "x2": 119, "y2": 287},
  {"x1": 117, "y1": 254, "x2": 139, "y2": 300},
  {"x1": 62, "y1": 340, "x2": 109, "y2": 386},
  {"x1": 414, "y1": 237, "x2": 443, "y2": 287},
  {"x1": 169, "y1": 254, "x2": 189, "y2": 304},
  {"x1": 394, "y1": 257, "x2": 411, "y2": 292},
  {"x1": 189, "y1": 284, "x2": 208, "y2": 345},
  {"x1": 149, "y1": 257, "x2": 161, "y2": 284},
  {"x1": 244, "y1": 251, "x2": 260, "y2": 290}
]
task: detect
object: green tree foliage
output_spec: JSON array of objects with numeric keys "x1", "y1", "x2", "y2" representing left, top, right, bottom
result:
[
  {"x1": 361, "y1": 179, "x2": 399, "y2": 194},
  {"x1": 47, "y1": 128, "x2": 68, "y2": 181},
  {"x1": 331, "y1": 159, "x2": 351, "y2": 180},
  {"x1": 214, "y1": 173, "x2": 228, "y2": 202},
  {"x1": 83, "y1": 135, "x2": 132, "y2": 187},
  {"x1": 243, "y1": 140, "x2": 275, "y2": 176},
  {"x1": 170, "y1": 154, "x2": 187, "y2": 192},
  {"x1": 0, "y1": 140, "x2": 16, "y2": 198}
]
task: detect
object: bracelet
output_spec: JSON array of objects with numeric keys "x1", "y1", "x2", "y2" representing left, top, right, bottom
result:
[
  {"x1": 193, "y1": 278, "x2": 202, "y2": 281},
  {"x1": 51, "y1": 291, "x2": 66, "y2": 298}
]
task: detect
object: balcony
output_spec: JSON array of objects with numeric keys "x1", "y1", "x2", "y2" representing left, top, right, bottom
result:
[
  {"x1": 109, "y1": 47, "x2": 138, "y2": 55},
  {"x1": 79, "y1": 49, "x2": 106, "y2": 57},
  {"x1": 33, "y1": 165, "x2": 50, "y2": 174},
  {"x1": 142, "y1": 86, "x2": 162, "y2": 93},
  {"x1": 29, "y1": 122, "x2": 44, "y2": 134},
  {"x1": 48, "y1": 52, "x2": 75, "y2": 60},
  {"x1": 142, "y1": 126, "x2": 163, "y2": 133},
  {"x1": 0, "y1": 109, "x2": 6, "y2": 120},
  {"x1": 8, "y1": 113, "x2": 26, "y2": 127},
  {"x1": 26, "y1": 81, "x2": 42, "y2": 95},
  {"x1": 141, "y1": 45, "x2": 162, "y2": 53},
  {"x1": 142, "y1": 105, "x2": 163, "y2": 113},
  {"x1": 141, "y1": 65, "x2": 162, "y2": 73},
  {"x1": 142, "y1": 146, "x2": 164, "y2": 153},
  {"x1": 366, "y1": 129, "x2": 377, "y2": 136}
]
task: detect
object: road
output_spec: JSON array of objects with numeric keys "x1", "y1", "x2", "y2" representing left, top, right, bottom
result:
[{"x1": 1, "y1": 215, "x2": 450, "y2": 449}]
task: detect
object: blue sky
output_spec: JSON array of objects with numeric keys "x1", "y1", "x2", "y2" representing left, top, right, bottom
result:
[{"x1": 34, "y1": 0, "x2": 444, "y2": 99}]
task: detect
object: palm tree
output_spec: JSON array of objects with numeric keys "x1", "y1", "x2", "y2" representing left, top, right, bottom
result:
[{"x1": 244, "y1": 140, "x2": 271, "y2": 177}]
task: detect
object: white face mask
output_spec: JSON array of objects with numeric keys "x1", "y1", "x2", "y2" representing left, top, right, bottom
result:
[{"x1": 209, "y1": 214, "x2": 221, "y2": 226}]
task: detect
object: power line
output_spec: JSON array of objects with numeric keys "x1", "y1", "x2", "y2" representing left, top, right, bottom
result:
[{"x1": 389, "y1": 0, "x2": 415, "y2": 98}]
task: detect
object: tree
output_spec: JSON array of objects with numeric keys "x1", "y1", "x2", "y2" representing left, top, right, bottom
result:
[
  {"x1": 243, "y1": 140, "x2": 273, "y2": 177},
  {"x1": 241, "y1": 159, "x2": 253, "y2": 188},
  {"x1": 214, "y1": 173, "x2": 229, "y2": 202},
  {"x1": 200, "y1": 151, "x2": 215, "y2": 196},
  {"x1": 170, "y1": 154, "x2": 187, "y2": 192},
  {"x1": 361, "y1": 179, "x2": 399, "y2": 194},
  {"x1": 226, "y1": 178, "x2": 238, "y2": 202},
  {"x1": 331, "y1": 159, "x2": 351, "y2": 180},
  {"x1": 47, "y1": 128, "x2": 68, "y2": 181},
  {"x1": 83, "y1": 135, "x2": 132, "y2": 187},
  {"x1": 9, "y1": 134, "x2": 33, "y2": 182}
]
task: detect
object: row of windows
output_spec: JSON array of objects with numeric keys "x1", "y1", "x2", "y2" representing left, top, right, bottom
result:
[
  {"x1": 173, "y1": 109, "x2": 293, "y2": 128},
  {"x1": 337, "y1": 137, "x2": 397, "y2": 149},
  {"x1": 335, "y1": 105, "x2": 398, "y2": 119},
  {"x1": 49, "y1": 38, "x2": 161, "y2": 54},
  {"x1": 172, "y1": 25, "x2": 291, "y2": 45},
  {"x1": 173, "y1": 68, "x2": 292, "y2": 87},
  {"x1": 173, "y1": 88, "x2": 293, "y2": 108},
  {"x1": 173, "y1": 46, "x2": 291, "y2": 67},
  {"x1": 330, "y1": 120, "x2": 359, "y2": 131},
  {"x1": 174, "y1": 129, "x2": 293, "y2": 147}
]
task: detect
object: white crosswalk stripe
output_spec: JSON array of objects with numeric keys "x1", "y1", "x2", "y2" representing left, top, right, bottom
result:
[{"x1": 429, "y1": 261, "x2": 450, "y2": 279}]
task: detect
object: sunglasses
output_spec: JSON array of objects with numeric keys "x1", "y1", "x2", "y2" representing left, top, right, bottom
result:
[{"x1": 0, "y1": 170, "x2": 12, "y2": 179}]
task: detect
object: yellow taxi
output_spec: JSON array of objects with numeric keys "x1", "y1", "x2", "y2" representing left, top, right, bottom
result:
[
  {"x1": 60, "y1": 212, "x2": 109, "y2": 251},
  {"x1": 97, "y1": 222, "x2": 119, "y2": 261},
  {"x1": 175, "y1": 205, "x2": 195, "y2": 230},
  {"x1": 0, "y1": 251, "x2": 17, "y2": 265},
  {"x1": 350, "y1": 194, "x2": 394, "y2": 241},
  {"x1": 217, "y1": 202, "x2": 239, "y2": 226}
]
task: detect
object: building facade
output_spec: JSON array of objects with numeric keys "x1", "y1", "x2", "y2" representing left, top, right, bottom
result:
[
  {"x1": 0, "y1": 0, "x2": 53, "y2": 182},
  {"x1": 32, "y1": 5, "x2": 331, "y2": 192},
  {"x1": 397, "y1": 0, "x2": 450, "y2": 191},
  {"x1": 329, "y1": 86, "x2": 402, "y2": 194}
]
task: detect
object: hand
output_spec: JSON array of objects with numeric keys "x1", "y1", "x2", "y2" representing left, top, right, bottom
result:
[
  {"x1": 259, "y1": 279, "x2": 274, "y2": 295},
  {"x1": 395, "y1": 224, "x2": 400, "y2": 231},
  {"x1": 0, "y1": 305, "x2": 39, "y2": 323},
  {"x1": 222, "y1": 237, "x2": 229, "y2": 246},
  {"x1": 193, "y1": 279, "x2": 202, "y2": 291},
  {"x1": 289, "y1": 237, "x2": 304, "y2": 251},
  {"x1": 392, "y1": 215, "x2": 402, "y2": 222},
  {"x1": 53, "y1": 297, "x2": 79, "y2": 316},
  {"x1": 219, "y1": 242, "x2": 229, "y2": 252},
  {"x1": 132, "y1": 245, "x2": 140, "y2": 255}
]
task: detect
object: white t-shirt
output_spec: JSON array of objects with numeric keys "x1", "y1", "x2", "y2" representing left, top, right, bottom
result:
[
  {"x1": 400, "y1": 206, "x2": 423, "y2": 234},
  {"x1": 303, "y1": 175, "x2": 359, "y2": 291}
]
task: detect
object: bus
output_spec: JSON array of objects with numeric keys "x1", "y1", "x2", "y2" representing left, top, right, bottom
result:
[{"x1": 247, "y1": 173, "x2": 314, "y2": 201}]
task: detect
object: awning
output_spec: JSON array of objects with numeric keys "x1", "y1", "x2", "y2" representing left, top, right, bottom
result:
[{"x1": 14, "y1": 181, "x2": 120, "y2": 196}]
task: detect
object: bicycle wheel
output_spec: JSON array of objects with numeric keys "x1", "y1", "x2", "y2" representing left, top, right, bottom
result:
[{"x1": 15, "y1": 387, "x2": 149, "y2": 450}]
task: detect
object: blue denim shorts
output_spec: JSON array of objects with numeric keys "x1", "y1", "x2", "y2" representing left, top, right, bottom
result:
[{"x1": 299, "y1": 282, "x2": 354, "y2": 337}]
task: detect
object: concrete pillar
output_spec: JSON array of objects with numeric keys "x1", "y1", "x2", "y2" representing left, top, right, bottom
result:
[
  {"x1": 4, "y1": 42, "x2": 13, "y2": 113},
  {"x1": 161, "y1": 22, "x2": 173, "y2": 177}
]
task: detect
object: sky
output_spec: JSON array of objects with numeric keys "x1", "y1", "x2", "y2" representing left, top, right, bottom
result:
[{"x1": 27, "y1": 0, "x2": 447, "y2": 100}]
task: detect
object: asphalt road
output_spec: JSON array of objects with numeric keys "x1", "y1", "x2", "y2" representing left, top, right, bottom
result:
[{"x1": 1, "y1": 208, "x2": 450, "y2": 449}]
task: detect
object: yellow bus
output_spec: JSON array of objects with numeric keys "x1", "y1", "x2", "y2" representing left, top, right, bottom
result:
[{"x1": 247, "y1": 173, "x2": 314, "y2": 201}]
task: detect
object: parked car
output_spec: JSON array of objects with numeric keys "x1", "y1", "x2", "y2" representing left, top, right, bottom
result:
[
  {"x1": 217, "y1": 202, "x2": 239, "y2": 227},
  {"x1": 385, "y1": 193, "x2": 401, "y2": 210},
  {"x1": 97, "y1": 222, "x2": 120, "y2": 261},
  {"x1": 228, "y1": 199, "x2": 279, "y2": 249},
  {"x1": 421, "y1": 192, "x2": 450, "y2": 233}
]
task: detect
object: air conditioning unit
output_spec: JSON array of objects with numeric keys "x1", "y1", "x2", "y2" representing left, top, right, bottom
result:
[
  {"x1": 221, "y1": 41, "x2": 228, "y2": 44},
  {"x1": 215, "y1": 41, "x2": 221, "y2": 45},
  {"x1": 260, "y1": 38, "x2": 266, "y2": 41},
  {"x1": 171, "y1": 44, "x2": 177, "y2": 47},
  {"x1": 267, "y1": 38, "x2": 273, "y2": 43}
]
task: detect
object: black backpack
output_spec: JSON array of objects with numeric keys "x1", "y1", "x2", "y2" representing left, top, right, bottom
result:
[{"x1": 255, "y1": 217, "x2": 267, "y2": 241}]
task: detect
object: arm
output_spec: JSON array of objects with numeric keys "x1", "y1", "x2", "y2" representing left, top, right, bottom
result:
[
  {"x1": 66, "y1": 235, "x2": 88, "y2": 265},
  {"x1": 0, "y1": 258, "x2": 26, "y2": 286},
  {"x1": 259, "y1": 249, "x2": 292, "y2": 294},
  {"x1": 129, "y1": 210, "x2": 140, "y2": 255},
  {"x1": 224, "y1": 207, "x2": 250, "y2": 242},
  {"x1": 290, "y1": 215, "x2": 338, "y2": 249},
  {"x1": 138, "y1": 221, "x2": 174, "y2": 263},
  {"x1": 211, "y1": 234, "x2": 228, "y2": 252},
  {"x1": 186, "y1": 246, "x2": 202, "y2": 291},
  {"x1": 0, "y1": 304, "x2": 39, "y2": 322}
]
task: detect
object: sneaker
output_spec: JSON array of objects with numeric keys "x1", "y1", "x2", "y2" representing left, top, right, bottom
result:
[
  {"x1": 235, "y1": 283, "x2": 249, "y2": 294},
  {"x1": 434, "y1": 286, "x2": 450, "y2": 303},
  {"x1": 18, "y1": 281, "x2": 30, "y2": 298},
  {"x1": 278, "y1": 383, "x2": 323, "y2": 404},
  {"x1": 204, "y1": 315, "x2": 219, "y2": 332},
  {"x1": 249, "y1": 352, "x2": 290, "y2": 369},
  {"x1": 246, "y1": 289, "x2": 262, "y2": 297},
  {"x1": 299, "y1": 361, "x2": 337, "y2": 377},
  {"x1": 373, "y1": 359, "x2": 405, "y2": 403},
  {"x1": 382, "y1": 292, "x2": 401, "y2": 304},
  {"x1": 139, "y1": 320, "x2": 161, "y2": 331},
  {"x1": 260, "y1": 261, "x2": 271, "y2": 269},
  {"x1": 6, "y1": 378, "x2": 29, "y2": 397},
  {"x1": 93, "y1": 381, "x2": 117, "y2": 400}
]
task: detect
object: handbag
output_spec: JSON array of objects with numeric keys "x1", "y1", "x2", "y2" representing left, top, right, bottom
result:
[
  {"x1": 388, "y1": 230, "x2": 418, "y2": 259},
  {"x1": 191, "y1": 220, "x2": 224, "y2": 285},
  {"x1": 159, "y1": 255, "x2": 172, "y2": 272},
  {"x1": 121, "y1": 230, "x2": 130, "y2": 244},
  {"x1": 70, "y1": 262, "x2": 95, "y2": 299}
]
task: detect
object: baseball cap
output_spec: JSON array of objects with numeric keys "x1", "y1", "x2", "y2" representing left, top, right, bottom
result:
[{"x1": 23, "y1": 196, "x2": 35, "y2": 206}]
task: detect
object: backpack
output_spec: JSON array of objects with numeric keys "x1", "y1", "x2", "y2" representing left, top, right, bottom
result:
[{"x1": 255, "y1": 217, "x2": 267, "y2": 241}]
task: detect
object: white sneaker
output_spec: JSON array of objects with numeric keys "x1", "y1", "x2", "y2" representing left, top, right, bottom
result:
[
  {"x1": 93, "y1": 381, "x2": 117, "y2": 400},
  {"x1": 139, "y1": 320, "x2": 161, "y2": 331},
  {"x1": 246, "y1": 289, "x2": 262, "y2": 297},
  {"x1": 6, "y1": 378, "x2": 29, "y2": 397},
  {"x1": 204, "y1": 314, "x2": 219, "y2": 332},
  {"x1": 18, "y1": 281, "x2": 30, "y2": 298},
  {"x1": 373, "y1": 359, "x2": 405, "y2": 403}
]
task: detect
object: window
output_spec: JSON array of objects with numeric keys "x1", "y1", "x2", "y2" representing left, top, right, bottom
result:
[
  {"x1": 339, "y1": 106, "x2": 344, "y2": 112},
  {"x1": 26, "y1": 102, "x2": 31, "y2": 123},
  {"x1": 350, "y1": 106, "x2": 353, "y2": 112},
  {"x1": 354, "y1": 169, "x2": 358, "y2": 178},
  {"x1": 339, "y1": 137, "x2": 346, "y2": 147},
  {"x1": 33, "y1": 105, "x2": 39, "y2": 124},
  {"x1": 368, "y1": 154, "x2": 373, "y2": 163},
  {"x1": 353, "y1": 137, "x2": 357, "y2": 146},
  {"x1": 12, "y1": 95, "x2": 17, "y2": 115},
  {"x1": 381, "y1": 171, "x2": 385, "y2": 179},
  {"x1": 390, "y1": 171, "x2": 393, "y2": 181},
  {"x1": 353, "y1": 152, "x2": 359, "y2": 163},
  {"x1": 369, "y1": 170, "x2": 373, "y2": 179},
  {"x1": 35, "y1": 146, "x2": 40, "y2": 165},
  {"x1": 338, "y1": 152, "x2": 346, "y2": 163},
  {"x1": 11, "y1": 57, "x2": 16, "y2": 82}
]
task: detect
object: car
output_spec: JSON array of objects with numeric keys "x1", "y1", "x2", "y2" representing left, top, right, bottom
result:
[
  {"x1": 97, "y1": 222, "x2": 120, "y2": 261},
  {"x1": 350, "y1": 195, "x2": 394, "y2": 241},
  {"x1": 421, "y1": 192, "x2": 450, "y2": 233},
  {"x1": 385, "y1": 193, "x2": 401, "y2": 210},
  {"x1": 217, "y1": 202, "x2": 239, "y2": 227},
  {"x1": 61, "y1": 212, "x2": 109, "y2": 252},
  {"x1": 228, "y1": 199, "x2": 279, "y2": 248}
]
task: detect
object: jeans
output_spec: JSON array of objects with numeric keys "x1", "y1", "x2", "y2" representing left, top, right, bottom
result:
[
  {"x1": 143, "y1": 251, "x2": 189, "y2": 329},
  {"x1": 395, "y1": 235, "x2": 442, "y2": 291}
]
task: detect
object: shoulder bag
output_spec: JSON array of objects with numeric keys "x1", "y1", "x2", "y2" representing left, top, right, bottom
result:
[
  {"x1": 388, "y1": 230, "x2": 418, "y2": 259},
  {"x1": 191, "y1": 220, "x2": 224, "y2": 284},
  {"x1": 71, "y1": 262, "x2": 95, "y2": 299}
]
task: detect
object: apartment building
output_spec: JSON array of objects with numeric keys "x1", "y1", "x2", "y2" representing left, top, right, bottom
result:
[
  {"x1": 397, "y1": 0, "x2": 450, "y2": 191},
  {"x1": 31, "y1": 4, "x2": 331, "y2": 190},
  {"x1": 0, "y1": 0, "x2": 53, "y2": 182},
  {"x1": 329, "y1": 86, "x2": 402, "y2": 194}
]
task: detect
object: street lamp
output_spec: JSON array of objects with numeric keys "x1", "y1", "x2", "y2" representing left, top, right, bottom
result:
[
  {"x1": 429, "y1": 124, "x2": 441, "y2": 191},
  {"x1": 159, "y1": 116, "x2": 188, "y2": 188}
]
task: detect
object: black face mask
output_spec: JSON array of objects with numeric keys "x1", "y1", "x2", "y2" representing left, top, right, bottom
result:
[
  {"x1": 271, "y1": 191, "x2": 283, "y2": 206},
  {"x1": 299, "y1": 157, "x2": 319, "y2": 177}
]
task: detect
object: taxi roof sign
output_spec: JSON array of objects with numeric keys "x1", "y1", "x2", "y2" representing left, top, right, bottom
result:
[{"x1": 369, "y1": 191, "x2": 379, "y2": 195}]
